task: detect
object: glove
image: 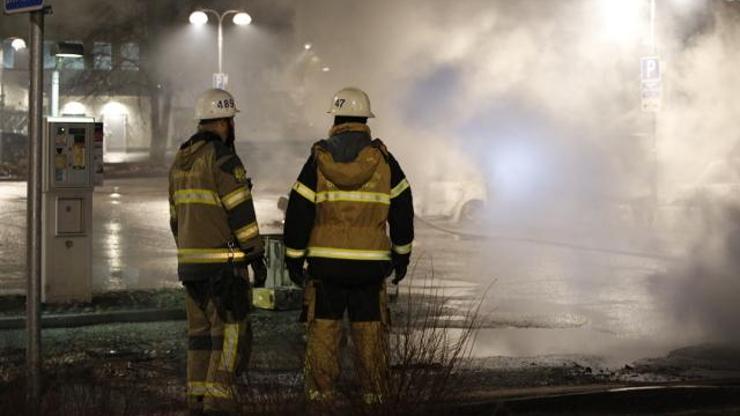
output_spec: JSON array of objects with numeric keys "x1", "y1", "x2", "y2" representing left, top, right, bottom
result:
[
  {"x1": 286, "y1": 258, "x2": 306, "y2": 287},
  {"x1": 250, "y1": 257, "x2": 267, "y2": 288},
  {"x1": 391, "y1": 252, "x2": 409, "y2": 285}
]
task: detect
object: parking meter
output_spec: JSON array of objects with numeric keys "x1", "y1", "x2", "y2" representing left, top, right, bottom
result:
[{"x1": 41, "y1": 117, "x2": 96, "y2": 303}]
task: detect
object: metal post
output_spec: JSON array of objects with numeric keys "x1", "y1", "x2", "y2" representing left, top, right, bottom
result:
[
  {"x1": 649, "y1": 0, "x2": 658, "y2": 213},
  {"x1": 217, "y1": 15, "x2": 224, "y2": 74},
  {"x1": 27, "y1": 8, "x2": 45, "y2": 415}
]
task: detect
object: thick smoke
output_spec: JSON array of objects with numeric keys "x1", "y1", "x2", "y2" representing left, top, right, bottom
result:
[{"x1": 292, "y1": 0, "x2": 740, "y2": 348}]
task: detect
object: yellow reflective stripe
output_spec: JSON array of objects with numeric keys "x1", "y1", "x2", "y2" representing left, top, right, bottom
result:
[
  {"x1": 222, "y1": 187, "x2": 251, "y2": 210},
  {"x1": 285, "y1": 247, "x2": 307, "y2": 258},
  {"x1": 188, "y1": 381, "x2": 232, "y2": 399},
  {"x1": 315, "y1": 191, "x2": 390, "y2": 205},
  {"x1": 234, "y1": 222, "x2": 259, "y2": 243},
  {"x1": 178, "y1": 248, "x2": 246, "y2": 263},
  {"x1": 307, "y1": 247, "x2": 391, "y2": 261},
  {"x1": 173, "y1": 189, "x2": 221, "y2": 206},
  {"x1": 392, "y1": 242, "x2": 413, "y2": 255},
  {"x1": 390, "y1": 179, "x2": 410, "y2": 199},
  {"x1": 221, "y1": 323, "x2": 239, "y2": 372},
  {"x1": 293, "y1": 181, "x2": 316, "y2": 203}
]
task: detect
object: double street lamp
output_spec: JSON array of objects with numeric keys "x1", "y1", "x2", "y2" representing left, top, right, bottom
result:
[{"x1": 189, "y1": 9, "x2": 252, "y2": 88}]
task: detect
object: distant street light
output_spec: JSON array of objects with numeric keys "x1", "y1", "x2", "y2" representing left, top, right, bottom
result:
[
  {"x1": 304, "y1": 43, "x2": 313, "y2": 51},
  {"x1": 189, "y1": 8, "x2": 252, "y2": 87},
  {"x1": 52, "y1": 42, "x2": 85, "y2": 116}
]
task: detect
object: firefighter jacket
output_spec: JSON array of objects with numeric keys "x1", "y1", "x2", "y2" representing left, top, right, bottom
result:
[
  {"x1": 284, "y1": 123, "x2": 414, "y2": 286},
  {"x1": 169, "y1": 131, "x2": 263, "y2": 281}
]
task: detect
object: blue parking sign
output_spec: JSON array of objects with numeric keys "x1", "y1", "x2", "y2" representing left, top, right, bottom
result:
[{"x1": 4, "y1": 0, "x2": 44, "y2": 14}]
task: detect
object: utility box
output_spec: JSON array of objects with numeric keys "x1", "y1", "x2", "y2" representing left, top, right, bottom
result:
[
  {"x1": 253, "y1": 234, "x2": 302, "y2": 310},
  {"x1": 42, "y1": 117, "x2": 96, "y2": 303}
]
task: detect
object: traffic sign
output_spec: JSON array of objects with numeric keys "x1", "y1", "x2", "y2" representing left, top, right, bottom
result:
[
  {"x1": 213, "y1": 73, "x2": 229, "y2": 89},
  {"x1": 4, "y1": 0, "x2": 44, "y2": 14}
]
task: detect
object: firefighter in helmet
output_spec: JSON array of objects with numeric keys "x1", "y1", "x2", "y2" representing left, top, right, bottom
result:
[
  {"x1": 169, "y1": 88, "x2": 266, "y2": 415},
  {"x1": 284, "y1": 87, "x2": 415, "y2": 403}
]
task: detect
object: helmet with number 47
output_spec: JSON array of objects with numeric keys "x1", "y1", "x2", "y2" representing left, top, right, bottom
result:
[
  {"x1": 327, "y1": 87, "x2": 375, "y2": 118},
  {"x1": 195, "y1": 88, "x2": 240, "y2": 121}
]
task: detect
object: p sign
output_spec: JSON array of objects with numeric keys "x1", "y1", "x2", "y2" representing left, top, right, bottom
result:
[
  {"x1": 641, "y1": 57, "x2": 661, "y2": 82},
  {"x1": 4, "y1": 0, "x2": 44, "y2": 14}
]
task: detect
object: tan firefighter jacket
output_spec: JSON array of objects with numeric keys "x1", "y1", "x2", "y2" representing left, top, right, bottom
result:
[
  {"x1": 283, "y1": 123, "x2": 414, "y2": 286},
  {"x1": 169, "y1": 131, "x2": 263, "y2": 281}
]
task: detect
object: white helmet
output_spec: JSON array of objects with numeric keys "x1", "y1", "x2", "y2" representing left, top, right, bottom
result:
[
  {"x1": 194, "y1": 88, "x2": 240, "y2": 121},
  {"x1": 327, "y1": 87, "x2": 375, "y2": 118}
]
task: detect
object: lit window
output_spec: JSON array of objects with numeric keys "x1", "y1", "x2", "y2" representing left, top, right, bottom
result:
[
  {"x1": 1, "y1": 40, "x2": 14, "y2": 69},
  {"x1": 93, "y1": 42, "x2": 112, "y2": 70},
  {"x1": 43, "y1": 41, "x2": 55, "y2": 69},
  {"x1": 120, "y1": 43, "x2": 140, "y2": 71}
]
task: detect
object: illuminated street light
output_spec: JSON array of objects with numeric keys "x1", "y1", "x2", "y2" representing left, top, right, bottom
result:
[
  {"x1": 189, "y1": 11, "x2": 208, "y2": 25},
  {"x1": 52, "y1": 42, "x2": 85, "y2": 116},
  {"x1": 322, "y1": 66, "x2": 331, "y2": 72},
  {"x1": 233, "y1": 12, "x2": 252, "y2": 26},
  {"x1": 189, "y1": 8, "x2": 252, "y2": 84},
  {"x1": 304, "y1": 43, "x2": 313, "y2": 51}
]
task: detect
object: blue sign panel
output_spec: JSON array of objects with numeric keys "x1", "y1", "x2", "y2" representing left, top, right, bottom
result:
[{"x1": 4, "y1": 0, "x2": 44, "y2": 14}]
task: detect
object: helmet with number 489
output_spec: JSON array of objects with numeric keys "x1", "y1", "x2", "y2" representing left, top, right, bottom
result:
[{"x1": 195, "y1": 88, "x2": 240, "y2": 121}]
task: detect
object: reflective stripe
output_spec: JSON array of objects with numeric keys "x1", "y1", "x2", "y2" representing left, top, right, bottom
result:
[
  {"x1": 316, "y1": 191, "x2": 390, "y2": 205},
  {"x1": 222, "y1": 187, "x2": 251, "y2": 210},
  {"x1": 285, "y1": 247, "x2": 307, "y2": 258},
  {"x1": 307, "y1": 247, "x2": 391, "y2": 261},
  {"x1": 390, "y1": 178, "x2": 410, "y2": 199},
  {"x1": 187, "y1": 381, "x2": 233, "y2": 399},
  {"x1": 293, "y1": 181, "x2": 316, "y2": 203},
  {"x1": 173, "y1": 189, "x2": 221, "y2": 206},
  {"x1": 220, "y1": 323, "x2": 239, "y2": 372},
  {"x1": 392, "y1": 242, "x2": 413, "y2": 255},
  {"x1": 234, "y1": 222, "x2": 259, "y2": 243},
  {"x1": 178, "y1": 248, "x2": 246, "y2": 264}
]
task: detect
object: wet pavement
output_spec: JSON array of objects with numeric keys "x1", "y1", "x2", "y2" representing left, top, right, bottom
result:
[{"x1": 0, "y1": 177, "x2": 736, "y2": 371}]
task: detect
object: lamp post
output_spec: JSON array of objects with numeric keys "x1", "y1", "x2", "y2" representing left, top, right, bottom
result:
[
  {"x1": 51, "y1": 42, "x2": 84, "y2": 117},
  {"x1": 189, "y1": 9, "x2": 252, "y2": 89}
]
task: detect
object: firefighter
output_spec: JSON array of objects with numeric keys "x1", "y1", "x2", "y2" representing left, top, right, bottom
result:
[
  {"x1": 283, "y1": 87, "x2": 414, "y2": 404},
  {"x1": 169, "y1": 88, "x2": 266, "y2": 415}
]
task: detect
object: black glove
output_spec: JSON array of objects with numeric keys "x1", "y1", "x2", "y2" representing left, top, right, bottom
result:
[
  {"x1": 250, "y1": 257, "x2": 267, "y2": 288},
  {"x1": 391, "y1": 252, "x2": 409, "y2": 284},
  {"x1": 286, "y1": 258, "x2": 306, "y2": 287}
]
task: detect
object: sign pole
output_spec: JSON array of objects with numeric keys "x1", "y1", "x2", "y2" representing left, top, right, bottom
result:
[{"x1": 27, "y1": 7, "x2": 45, "y2": 415}]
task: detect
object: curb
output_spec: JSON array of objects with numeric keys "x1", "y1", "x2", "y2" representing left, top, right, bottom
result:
[{"x1": 0, "y1": 308, "x2": 186, "y2": 330}]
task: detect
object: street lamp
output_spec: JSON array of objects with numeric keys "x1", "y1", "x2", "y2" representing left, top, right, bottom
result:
[
  {"x1": 189, "y1": 8, "x2": 252, "y2": 88},
  {"x1": 51, "y1": 42, "x2": 85, "y2": 117}
]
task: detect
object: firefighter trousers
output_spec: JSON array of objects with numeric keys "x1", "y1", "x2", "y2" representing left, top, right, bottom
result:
[
  {"x1": 302, "y1": 280, "x2": 391, "y2": 404},
  {"x1": 185, "y1": 278, "x2": 252, "y2": 415}
]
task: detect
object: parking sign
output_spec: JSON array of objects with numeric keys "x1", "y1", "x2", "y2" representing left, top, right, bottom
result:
[
  {"x1": 641, "y1": 56, "x2": 661, "y2": 82},
  {"x1": 4, "y1": 0, "x2": 44, "y2": 14}
]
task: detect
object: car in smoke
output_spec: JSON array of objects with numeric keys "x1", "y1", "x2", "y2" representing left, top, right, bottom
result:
[{"x1": 414, "y1": 179, "x2": 487, "y2": 223}]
